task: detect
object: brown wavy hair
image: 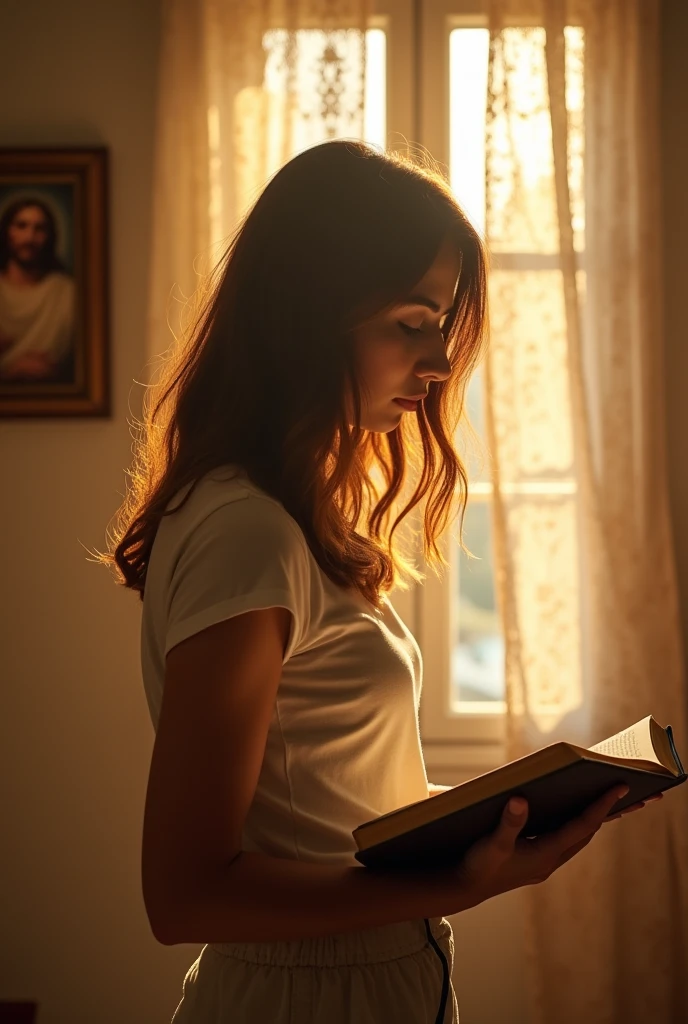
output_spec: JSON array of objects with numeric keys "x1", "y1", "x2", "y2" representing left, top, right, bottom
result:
[{"x1": 90, "y1": 139, "x2": 489, "y2": 610}]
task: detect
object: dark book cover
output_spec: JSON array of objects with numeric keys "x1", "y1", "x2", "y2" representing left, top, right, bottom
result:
[{"x1": 354, "y1": 754, "x2": 687, "y2": 872}]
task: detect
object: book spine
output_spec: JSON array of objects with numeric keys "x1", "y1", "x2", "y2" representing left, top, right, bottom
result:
[{"x1": 667, "y1": 726, "x2": 686, "y2": 776}]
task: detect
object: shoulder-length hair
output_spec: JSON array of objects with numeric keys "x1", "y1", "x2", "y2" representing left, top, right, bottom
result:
[{"x1": 93, "y1": 139, "x2": 489, "y2": 610}]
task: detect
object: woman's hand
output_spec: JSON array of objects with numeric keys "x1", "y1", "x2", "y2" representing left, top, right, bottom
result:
[
  {"x1": 605, "y1": 792, "x2": 663, "y2": 820},
  {"x1": 438, "y1": 786, "x2": 663, "y2": 916}
]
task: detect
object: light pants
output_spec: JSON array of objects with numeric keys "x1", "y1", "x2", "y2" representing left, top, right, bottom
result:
[{"x1": 170, "y1": 914, "x2": 458, "y2": 1023}]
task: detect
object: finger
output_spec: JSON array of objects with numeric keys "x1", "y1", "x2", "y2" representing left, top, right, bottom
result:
[
  {"x1": 492, "y1": 798, "x2": 529, "y2": 852},
  {"x1": 606, "y1": 800, "x2": 646, "y2": 819},
  {"x1": 554, "y1": 786, "x2": 629, "y2": 850},
  {"x1": 606, "y1": 794, "x2": 667, "y2": 819},
  {"x1": 606, "y1": 809, "x2": 639, "y2": 821},
  {"x1": 460, "y1": 797, "x2": 529, "y2": 883},
  {"x1": 589, "y1": 786, "x2": 632, "y2": 821},
  {"x1": 472, "y1": 797, "x2": 529, "y2": 868},
  {"x1": 606, "y1": 794, "x2": 664, "y2": 821},
  {"x1": 616, "y1": 795, "x2": 663, "y2": 811}
]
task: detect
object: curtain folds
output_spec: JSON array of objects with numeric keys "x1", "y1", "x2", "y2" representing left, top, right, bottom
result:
[
  {"x1": 146, "y1": 0, "x2": 370, "y2": 371},
  {"x1": 146, "y1": 1, "x2": 688, "y2": 1019},
  {"x1": 484, "y1": 2, "x2": 688, "y2": 1020}
]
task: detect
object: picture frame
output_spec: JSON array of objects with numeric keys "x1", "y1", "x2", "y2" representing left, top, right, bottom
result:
[{"x1": 0, "y1": 146, "x2": 110, "y2": 418}]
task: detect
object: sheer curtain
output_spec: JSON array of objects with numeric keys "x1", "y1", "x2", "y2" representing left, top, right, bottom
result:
[
  {"x1": 145, "y1": 0, "x2": 688, "y2": 1018},
  {"x1": 145, "y1": 0, "x2": 371, "y2": 370},
  {"x1": 484, "y1": 1, "x2": 688, "y2": 1020}
]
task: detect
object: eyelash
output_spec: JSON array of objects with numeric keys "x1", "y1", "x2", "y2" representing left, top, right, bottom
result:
[{"x1": 399, "y1": 322, "x2": 448, "y2": 338}]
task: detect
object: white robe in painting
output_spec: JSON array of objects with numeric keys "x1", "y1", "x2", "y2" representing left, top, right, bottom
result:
[{"x1": 0, "y1": 271, "x2": 75, "y2": 373}]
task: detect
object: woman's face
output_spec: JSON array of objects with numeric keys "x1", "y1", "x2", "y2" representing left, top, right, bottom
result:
[{"x1": 348, "y1": 234, "x2": 462, "y2": 432}]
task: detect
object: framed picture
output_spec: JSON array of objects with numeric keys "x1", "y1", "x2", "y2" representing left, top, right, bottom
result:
[{"x1": 0, "y1": 147, "x2": 110, "y2": 418}]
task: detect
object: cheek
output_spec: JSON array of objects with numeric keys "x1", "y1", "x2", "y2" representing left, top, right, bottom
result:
[
  {"x1": 360, "y1": 335, "x2": 407, "y2": 380},
  {"x1": 372, "y1": 342, "x2": 408, "y2": 385},
  {"x1": 352, "y1": 326, "x2": 411, "y2": 409}
]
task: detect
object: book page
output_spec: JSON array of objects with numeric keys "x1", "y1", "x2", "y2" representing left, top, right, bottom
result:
[{"x1": 588, "y1": 717, "x2": 658, "y2": 764}]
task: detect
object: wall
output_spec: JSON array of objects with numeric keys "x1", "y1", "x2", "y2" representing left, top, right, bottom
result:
[
  {"x1": 661, "y1": 0, "x2": 688, "y2": 654},
  {"x1": 0, "y1": 1, "x2": 685, "y2": 1022}
]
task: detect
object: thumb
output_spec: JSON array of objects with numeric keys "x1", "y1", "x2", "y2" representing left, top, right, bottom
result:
[
  {"x1": 493, "y1": 797, "x2": 528, "y2": 848},
  {"x1": 464, "y1": 796, "x2": 529, "y2": 876},
  {"x1": 506, "y1": 797, "x2": 527, "y2": 818}
]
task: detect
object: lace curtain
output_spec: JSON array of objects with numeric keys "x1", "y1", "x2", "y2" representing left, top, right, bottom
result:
[
  {"x1": 145, "y1": 0, "x2": 688, "y2": 1019},
  {"x1": 484, "y1": 1, "x2": 688, "y2": 1020},
  {"x1": 146, "y1": 0, "x2": 370, "y2": 369}
]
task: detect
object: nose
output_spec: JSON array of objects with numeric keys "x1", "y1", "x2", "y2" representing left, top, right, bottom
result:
[{"x1": 416, "y1": 336, "x2": 452, "y2": 385}]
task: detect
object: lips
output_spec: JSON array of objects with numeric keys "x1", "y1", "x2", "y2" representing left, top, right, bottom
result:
[{"x1": 394, "y1": 397, "x2": 420, "y2": 411}]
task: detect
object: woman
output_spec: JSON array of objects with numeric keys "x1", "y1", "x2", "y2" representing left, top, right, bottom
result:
[{"x1": 96, "y1": 139, "x2": 644, "y2": 1023}]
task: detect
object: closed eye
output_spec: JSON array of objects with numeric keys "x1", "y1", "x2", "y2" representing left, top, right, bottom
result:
[{"x1": 399, "y1": 321, "x2": 449, "y2": 337}]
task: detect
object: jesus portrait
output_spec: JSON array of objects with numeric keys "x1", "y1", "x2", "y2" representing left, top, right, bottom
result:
[{"x1": 0, "y1": 195, "x2": 76, "y2": 383}]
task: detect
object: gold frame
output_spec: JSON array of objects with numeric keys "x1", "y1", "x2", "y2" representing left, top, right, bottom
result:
[{"x1": 0, "y1": 147, "x2": 110, "y2": 418}]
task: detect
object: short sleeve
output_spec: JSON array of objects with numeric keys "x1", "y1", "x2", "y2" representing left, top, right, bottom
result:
[{"x1": 165, "y1": 495, "x2": 311, "y2": 664}]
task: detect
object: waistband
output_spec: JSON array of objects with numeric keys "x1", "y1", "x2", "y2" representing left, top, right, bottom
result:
[{"x1": 209, "y1": 915, "x2": 451, "y2": 968}]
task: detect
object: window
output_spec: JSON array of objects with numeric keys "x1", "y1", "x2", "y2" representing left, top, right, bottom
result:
[
  {"x1": 414, "y1": 2, "x2": 584, "y2": 769},
  {"x1": 261, "y1": 1, "x2": 584, "y2": 771}
]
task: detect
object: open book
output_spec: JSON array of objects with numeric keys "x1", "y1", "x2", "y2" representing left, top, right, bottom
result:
[{"x1": 353, "y1": 715, "x2": 687, "y2": 871}]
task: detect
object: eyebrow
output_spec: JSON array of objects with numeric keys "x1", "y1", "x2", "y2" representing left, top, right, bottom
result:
[{"x1": 402, "y1": 294, "x2": 454, "y2": 316}]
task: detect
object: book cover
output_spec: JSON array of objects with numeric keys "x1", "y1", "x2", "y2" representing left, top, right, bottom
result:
[{"x1": 353, "y1": 716, "x2": 687, "y2": 871}]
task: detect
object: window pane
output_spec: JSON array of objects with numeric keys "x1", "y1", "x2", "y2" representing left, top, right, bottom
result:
[
  {"x1": 452, "y1": 499, "x2": 504, "y2": 703},
  {"x1": 263, "y1": 28, "x2": 386, "y2": 154},
  {"x1": 449, "y1": 28, "x2": 489, "y2": 235},
  {"x1": 449, "y1": 29, "x2": 503, "y2": 705},
  {"x1": 483, "y1": 26, "x2": 585, "y2": 254},
  {"x1": 460, "y1": 363, "x2": 490, "y2": 484},
  {"x1": 363, "y1": 28, "x2": 386, "y2": 147},
  {"x1": 488, "y1": 267, "x2": 582, "y2": 481},
  {"x1": 450, "y1": 26, "x2": 584, "y2": 254}
]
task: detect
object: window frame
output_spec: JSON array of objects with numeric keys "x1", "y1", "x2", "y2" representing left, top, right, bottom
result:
[
  {"x1": 259, "y1": 0, "x2": 584, "y2": 777},
  {"x1": 378, "y1": 0, "x2": 586, "y2": 773},
  {"x1": 374, "y1": 0, "x2": 509, "y2": 771},
  {"x1": 282, "y1": 0, "x2": 583, "y2": 773}
]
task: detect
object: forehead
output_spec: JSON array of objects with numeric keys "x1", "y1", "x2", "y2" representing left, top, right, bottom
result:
[
  {"x1": 420, "y1": 235, "x2": 463, "y2": 283},
  {"x1": 401, "y1": 238, "x2": 463, "y2": 311},
  {"x1": 12, "y1": 206, "x2": 48, "y2": 226}
]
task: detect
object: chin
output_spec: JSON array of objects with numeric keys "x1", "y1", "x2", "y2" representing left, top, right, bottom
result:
[
  {"x1": 348, "y1": 402, "x2": 404, "y2": 434},
  {"x1": 365, "y1": 417, "x2": 402, "y2": 434}
]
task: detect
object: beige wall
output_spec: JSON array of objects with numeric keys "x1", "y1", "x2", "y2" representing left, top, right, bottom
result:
[
  {"x1": 0, "y1": 2, "x2": 685, "y2": 1022},
  {"x1": 661, "y1": 0, "x2": 688, "y2": 655}
]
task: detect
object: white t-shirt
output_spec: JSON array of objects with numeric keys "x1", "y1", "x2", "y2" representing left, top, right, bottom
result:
[{"x1": 140, "y1": 465, "x2": 431, "y2": 867}]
